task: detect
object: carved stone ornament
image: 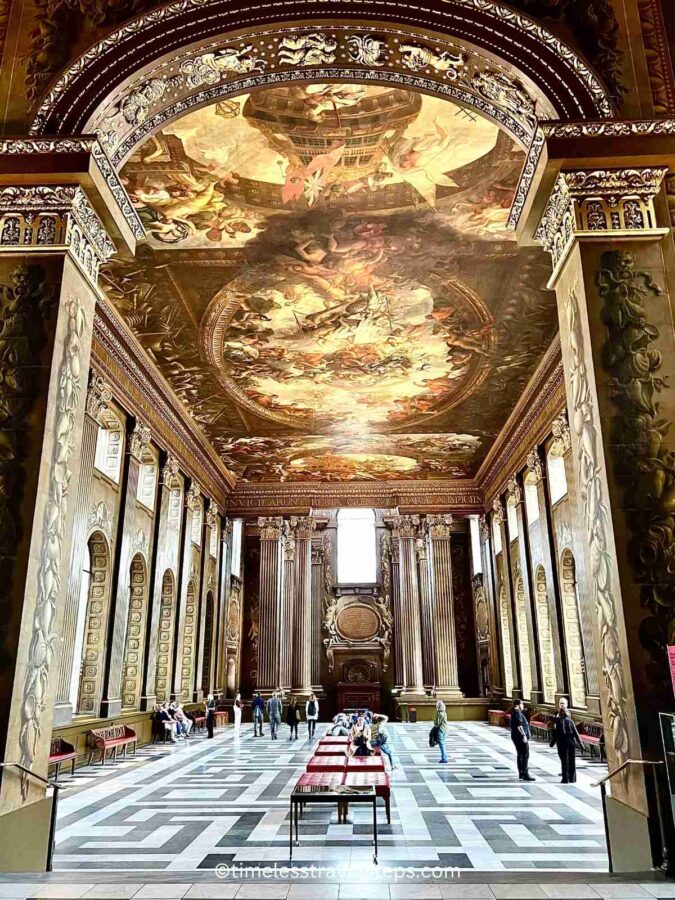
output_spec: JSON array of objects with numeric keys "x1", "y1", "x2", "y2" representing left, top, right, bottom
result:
[
  {"x1": 563, "y1": 283, "x2": 631, "y2": 771},
  {"x1": 128, "y1": 421, "x2": 151, "y2": 460},
  {"x1": 19, "y1": 294, "x2": 86, "y2": 794},
  {"x1": 415, "y1": 537, "x2": 429, "y2": 562},
  {"x1": 85, "y1": 374, "x2": 113, "y2": 423},
  {"x1": 131, "y1": 528, "x2": 148, "y2": 557},
  {"x1": 479, "y1": 515, "x2": 490, "y2": 543},
  {"x1": 282, "y1": 519, "x2": 296, "y2": 561},
  {"x1": 472, "y1": 574, "x2": 489, "y2": 641},
  {"x1": 492, "y1": 497, "x2": 505, "y2": 526},
  {"x1": 186, "y1": 481, "x2": 201, "y2": 510},
  {"x1": 506, "y1": 476, "x2": 522, "y2": 505},
  {"x1": 597, "y1": 250, "x2": 675, "y2": 693},
  {"x1": 0, "y1": 184, "x2": 116, "y2": 285},
  {"x1": 525, "y1": 448, "x2": 544, "y2": 484},
  {"x1": 550, "y1": 411, "x2": 572, "y2": 457},
  {"x1": 161, "y1": 454, "x2": 180, "y2": 485},
  {"x1": 205, "y1": 502, "x2": 220, "y2": 529},
  {"x1": 535, "y1": 167, "x2": 668, "y2": 273},
  {"x1": 258, "y1": 515, "x2": 284, "y2": 540},
  {"x1": 427, "y1": 513, "x2": 454, "y2": 539},
  {"x1": 88, "y1": 500, "x2": 113, "y2": 539}
]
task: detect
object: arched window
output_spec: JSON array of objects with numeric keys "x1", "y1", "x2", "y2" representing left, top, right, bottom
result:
[
  {"x1": 524, "y1": 481, "x2": 540, "y2": 525},
  {"x1": 513, "y1": 572, "x2": 533, "y2": 700},
  {"x1": 337, "y1": 508, "x2": 376, "y2": 584},
  {"x1": 535, "y1": 566, "x2": 557, "y2": 704},
  {"x1": 73, "y1": 532, "x2": 112, "y2": 716},
  {"x1": 560, "y1": 549, "x2": 587, "y2": 707}
]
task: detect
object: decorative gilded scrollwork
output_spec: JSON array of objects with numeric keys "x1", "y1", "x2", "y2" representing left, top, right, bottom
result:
[
  {"x1": 492, "y1": 497, "x2": 505, "y2": 526},
  {"x1": 597, "y1": 250, "x2": 675, "y2": 695},
  {"x1": 550, "y1": 411, "x2": 572, "y2": 457},
  {"x1": 19, "y1": 293, "x2": 86, "y2": 794},
  {"x1": 525, "y1": 448, "x2": 544, "y2": 483},
  {"x1": 86, "y1": 374, "x2": 113, "y2": 423},
  {"x1": 129, "y1": 421, "x2": 152, "y2": 460}
]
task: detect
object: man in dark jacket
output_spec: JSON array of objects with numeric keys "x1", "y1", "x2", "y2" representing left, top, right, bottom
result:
[
  {"x1": 511, "y1": 699, "x2": 535, "y2": 781},
  {"x1": 550, "y1": 708, "x2": 583, "y2": 783},
  {"x1": 252, "y1": 692, "x2": 265, "y2": 737}
]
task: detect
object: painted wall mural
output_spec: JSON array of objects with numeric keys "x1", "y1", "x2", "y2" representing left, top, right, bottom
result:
[{"x1": 104, "y1": 82, "x2": 558, "y2": 483}]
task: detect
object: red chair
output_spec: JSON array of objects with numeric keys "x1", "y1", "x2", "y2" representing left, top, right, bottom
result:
[
  {"x1": 307, "y1": 755, "x2": 347, "y2": 772},
  {"x1": 344, "y1": 770, "x2": 391, "y2": 823}
]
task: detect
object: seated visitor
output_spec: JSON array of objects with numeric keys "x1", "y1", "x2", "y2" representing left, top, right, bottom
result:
[
  {"x1": 156, "y1": 704, "x2": 177, "y2": 742},
  {"x1": 348, "y1": 714, "x2": 372, "y2": 757},
  {"x1": 372, "y1": 713, "x2": 397, "y2": 770},
  {"x1": 173, "y1": 703, "x2": 190, "y2": 738},
  {"x1": 329, "y1": 712, "x2": 350, "y2": 736}
]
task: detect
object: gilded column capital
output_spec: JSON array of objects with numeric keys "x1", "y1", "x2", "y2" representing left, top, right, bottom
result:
[
  {"x1": 426, "y1": 514, "x2": 454, "y2": 539},
  {"x1": 186, "y1": 481, "x2": 201, "y2": 510},
  {"x1": 492, "y1": 497, "x2": 505, "y2": 526},
  {"x1": 85, "y1": 373, "x2": 113, "y2": 424},
  {"x1": 223, "y1": 518, "x2": 234, "y2": 540},
  {"x1": 0, "y1": 184, "x2": 115, "y2": 285},
  {"x1": 161, "y1": 454, "x2": 180, "y2": 486},
  {"x1": 128, "y1": 421, "x2": 152, "y2": 460},
  {"x1": 258, "y1": 516, "x2": 284, "y2": 540},
  {"x1": 550, "y1": 410, "x2": 572, "y2": 456},
  {"x1": 289, "y1": 515, "x2": 316, "y2": 541},
  {"x1": 479, "y1": 514, "x2": 490, "y2": 543},
  {"x1": 205, "y1": 502, "x2": 220, "y2": 529},
  {"x1": 525, "y1": 448, "x2": 544, "y2": 484},
  {"x1": 386, "y1": 514, "x2": 420, "y2": 539},
  {"x1": 415, "y1": 537, "x2": 429, "y2": 562},
  {"x1": 535, "y1": 166, "x2": 668, "y2": 276},
  {"x1": 506, "y1": 475, "x2": 522, "y2": 505}
]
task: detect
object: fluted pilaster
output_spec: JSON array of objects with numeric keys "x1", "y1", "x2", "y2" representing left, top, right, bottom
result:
[
  {"x1": 279, "y1": 521, "x2": 296, "y2": 691},
  {"x1": 389, "y1": 536, "x2": 403, "y2": 689},
  {"x1": 257, "y1": 517, "x2": 284, "y2": 692},
  {"x1": 416, "y1": 532, "x2": 436, "y2": 691},
  {"x1": 293, "y1": 516, "x2": 315, "y2": 696},
  {"x1": 391, "y1": 515, "x2": 425, "y2": 695},
  {"x1": 310, "y1": 537, "x2": 327, "y2": 692},
  {"x1": 428, "y1": 515, "x2": 463, "y2": 698}
]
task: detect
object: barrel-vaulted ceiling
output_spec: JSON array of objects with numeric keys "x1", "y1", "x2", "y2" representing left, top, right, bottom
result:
[{"x1": 102, "y1": 81, "x2": 557, "y2": 483}]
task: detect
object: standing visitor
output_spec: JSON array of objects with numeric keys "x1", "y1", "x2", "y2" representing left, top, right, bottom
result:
[
  {"x1": 510, "y1": 699, "x2": 535, "y2": 781},
  {"x1": 434, "y1": 700, "x2": 448, "y2": 764},
  {"x1": 372, "y1": 713, "x2": 397, "y2": 771},
  {"x1": 267, "y1": 690, "x2": 282, "y2": 741},
  {"x1": 550, "y1": 707, "x2": 583, "y2": 783},
  {"x1": 233, "y1": 691, "x2": 242, "y2": 735},
  {"x1": 252, "y1": 692, "x2": 265, "y2": 736},
  {"x1": 305, "y1": 693, "x2": 319, "y2": 739},
  {"x1": 205, "y1": 693, "x2": 216, "y2": 739},
  {"x1": 286, "y1": 696, "x2": 300, "y2": 740}
]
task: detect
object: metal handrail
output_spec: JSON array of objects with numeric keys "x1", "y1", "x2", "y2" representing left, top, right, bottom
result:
[
  {"x1": 592, "y1": 758, "x2": 663, "y2": 788},
  {"x1": 0, "y1": 762, "x2": 61, "y2": 872}
]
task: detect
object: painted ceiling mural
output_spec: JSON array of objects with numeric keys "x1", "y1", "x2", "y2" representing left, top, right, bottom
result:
[{"x1": 105, "y1": 82, "x2": 557, "y2": 483}]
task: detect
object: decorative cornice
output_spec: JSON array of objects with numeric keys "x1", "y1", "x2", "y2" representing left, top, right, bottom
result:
[
  {"x1": 0, "y1": 184, "x2": 114, "y2": 285},
  {"x1": 549, "y1": 411, "x2": 572, "y2": 457},
  {"x1": 0, "y1": 137, "x2": 145, "y2": 241},
  {"x1": 227, "y1": 479, "x2": 482, "y2": 515},
  {"x1": 535, "y1": 166, "x2": 668, "y2": 278},
  {"x1": 477, "y1": 337, "x2": 565, "y2": 504},
  {"x1": 85, "y1": 373, "x2": 113, "y2": 424},
  {"x1": 129, "y1": 421, "x2": 152, "y2": 461},
  {"x1": 540, "y1": 119, "x2": 675, "y2": 139}
]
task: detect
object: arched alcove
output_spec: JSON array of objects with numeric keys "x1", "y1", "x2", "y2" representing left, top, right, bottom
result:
[
  {"x1": 201, "y1": 591, "x2": 215, "y2": 693},
  {"x1": 560, "y1": 549, "x2": 587, "y2": 708},
  {"x1": 121, "y1": 553, "x2": 149, "y2": 709},
  {"x1": 74, "y1": 531, "x2": 112, "y2": 716},
  {"x1": 513, "y1": 573, "x2": 533, "y2": 700},
  {"x1": 498, "y1": 582, "x2": 514, "y2": 697},
  {"x1": 535, "y1": 565, "x2": 557, "y2": 704},
  {"x1": 180, "y1": 579, "x2": 197, "y2": 700},
  {"x1": 154, "y1": 569, "x2": 177, "y2": 703}
]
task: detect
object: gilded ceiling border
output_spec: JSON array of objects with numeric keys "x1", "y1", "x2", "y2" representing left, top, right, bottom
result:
[
  {"x1": 92, "y1": 296, "x2": 234, "y2": 506},
  {"x1": 227, "y1": 480, "x2": 484, "y2": 517},
  {"x1": 476, "y1": 336, "x2": 565, "y2": 504}
]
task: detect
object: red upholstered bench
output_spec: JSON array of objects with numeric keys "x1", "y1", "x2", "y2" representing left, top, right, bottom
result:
[
  {"x1": 192, "y1": 715, "x2": 207, "y2": 732},
  {"x1": 344, "y1": 771, "x2": 391, "y2": 824},
  {"x1": 488, "y1": 709, "x2": 508, "y2": 727},
  {"x1": 579, "y1": 722, "x2": 605, "y2": 761},
  {"x1": 530, "y1": 715, "x2": 554, "y2": 742},
  {"x1": 346, "y1": 756, "x2": 385, "y2": 773},
  {"x1": 87, "y1": 724, "x2": 137, "y2": 765},
  {"x1": 49, "y1": 737, "x2": 76, "y2": 780},
  {"x1": 315, "y1": 744, "x2": 347, "y2": 756},
  {"x1": 307, "y1": 755, "x2": 347, "y2": 772},
  {"x1": 322, "y1": 734, "x2": 349, "y2": 742},
  {"x1": 297, "y1": 771, "x2": 344, "y2": 788}
]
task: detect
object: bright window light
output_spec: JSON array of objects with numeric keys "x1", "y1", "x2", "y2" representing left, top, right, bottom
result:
[
  {"x1": 492, "y1": 517, "x2": 502, "y2": 555},
  {"x1": 337, "y1": 508, "x2": 376, "y2": 584},
  {"x1": 525, "y1": 482, "x2": 540, "y2": 524},
  {"x1": 231, "y1": 519, "x2": 243, "y2": 577},
  {"x1": 547, "y1": 453, "x2": 568, "y2": 505},
  {"x1": 469, "y1": 515, "x2": 482, "y2": 575},
  {"x1": 507, "y1": 502, "x2": 519, "y2": 540}
]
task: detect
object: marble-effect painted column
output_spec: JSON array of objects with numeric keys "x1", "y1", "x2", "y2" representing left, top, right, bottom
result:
[
  {"x1": 310, "y1": 535, "x2": 326, "y2": 693},
  {"x1": 388, "y1": 531, "x2": 404, "y2": 690},
  {"x1": 393, "y1": 515, "x2": 425, "y2": 696},
  {"x1": 427, "y1": 515, "x2": 463, "y2": 699},
  {"x1": 293, "y1": 516, "x2": 314, "y2": 697},
  {"x1": 279, "y1": 520, "x2": 295, "y2": 692},
  {"x1": 257, "y1": 517, "x2": 284, "y2": 692},
  {"x1": 416, "y1": 532, "x2": 436, "y2": 691}
]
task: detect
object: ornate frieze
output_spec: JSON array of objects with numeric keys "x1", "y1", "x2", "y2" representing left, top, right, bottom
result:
[
  {"x1": 128, "y1": 421, "x2": 152, "y2": 460},
  {"x1": 550, "y1": 411, "x2": 571, "y2": 457},
  {"x1": 258, "y1": 515, "x2": 284, "y2": 540},
  {"x1": 19, "y1": 294, "x2": 86, "y2": 793},
  {"x1": 540, "y1": 119, "x2": 675, "y2": 139},
  {"x1": 0, "y1": 184, "x2": 115, "y2": 285},
  {"x1": 535, "y1": 167, "x2": 668, "y2": 275},
  {"x1": 85, "y1": 374, "x2": 113, "y2": 423}
]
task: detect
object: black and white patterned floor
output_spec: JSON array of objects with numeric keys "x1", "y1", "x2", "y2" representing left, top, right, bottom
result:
[{"x1": 53, "y1": 722, "x2": 608, "y2": 873}]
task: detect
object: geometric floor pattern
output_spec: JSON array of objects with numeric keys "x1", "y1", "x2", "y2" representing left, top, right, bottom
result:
[{"x1": 53, "y1": 722, "x2": 609, "y2": 873}]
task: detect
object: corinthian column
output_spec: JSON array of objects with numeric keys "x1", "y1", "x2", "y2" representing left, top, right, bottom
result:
[
  {"x1": 390, "y1": 516, "x2": 425, "y2": 696},
  {"x1": 427, "y1": 515, "x2": 463, "y2": 699},
  {"x1": 257, "y1": 517, "x2": 284, "y2": 692},
  {"x1": 279, "y1": 521, "x2": 295, "y2": 692},
  {"x1": 293, "y1": 516, "x2": 315, "y2": 698},
  {"x1": 416, "y1": 531, "x2": 436, "y2": 691}
]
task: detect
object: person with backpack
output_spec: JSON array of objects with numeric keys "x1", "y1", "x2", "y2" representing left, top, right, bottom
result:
[
  {"x1": 434, "y1": 700, "x2": 448, "y2": 764},
  {"x1": 286, "y1": 696, "x2": 301, "y2": 740},
  {"x1": 305, "y1": 692, "x2": 319, "y2": 739}
]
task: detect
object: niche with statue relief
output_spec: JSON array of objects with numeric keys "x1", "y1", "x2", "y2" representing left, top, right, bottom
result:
[{"x1": 322, "y1": 585, "x2": 393, "y2": 680}]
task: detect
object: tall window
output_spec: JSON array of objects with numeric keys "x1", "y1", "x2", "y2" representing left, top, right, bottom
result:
[
  {"x1": 337, "y1": 508, "x2": 376, "y2": 584},
  {"x1": 547, "y1": 452, "x2": 568, "y2": 505},
  {"x1": 524, "y1": 481, "x2": 540, "y2": 524},
  {"x1": 231, "y1": 518, "x2": 243, "y2": 577},
  {"x1": 93, "y1": 417, "x2": 123, "y2": 482},
  {"x1": 492, "y1": 516, "x2": 502, "y2": 555},
  {"x1": 506, "y1": 502, "x2": 519, "y2": 540},
  {"x1": 469, "y1": 515, "x2": 483, "y2": 575}
]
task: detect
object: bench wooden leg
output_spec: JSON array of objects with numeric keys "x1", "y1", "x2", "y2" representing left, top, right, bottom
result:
[
  {"x1": 123, "y1": 744, "x2": 127, "y2": 760},
  {"x1": 88, "y1": 751, "x2": 94, "y2": 766},
  {"x1": 385, "y1": 795, "x2": 391, "y2": 825},
  {"x1": 71, "y1": 758, "x2": 76, "y2": 776}
]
